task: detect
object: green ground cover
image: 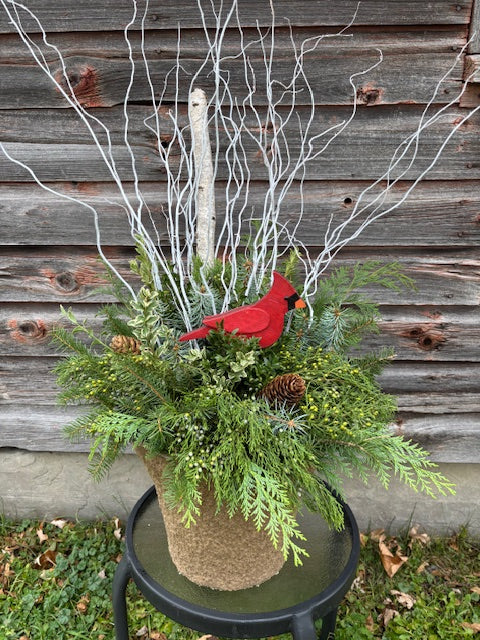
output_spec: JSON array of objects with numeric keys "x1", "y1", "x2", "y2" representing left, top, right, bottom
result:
[{"x1": 0, "y1": 515, "x2": 478, "y2": 639}]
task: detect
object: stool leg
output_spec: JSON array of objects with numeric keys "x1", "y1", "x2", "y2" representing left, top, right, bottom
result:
[
  {"x1": 291, "y1": 611, "x2": 318, "y2": 640},
  {"x1": 112, "y1": 555, "x2": 131, "y2": 640},
  {"x1": 319, "y1": 608, "x2": 337, "y2": 640}
]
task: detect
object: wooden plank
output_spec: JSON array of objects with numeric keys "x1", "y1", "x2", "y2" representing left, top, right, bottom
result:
[
  {"x1": 395, "y1": 393, "x2": 480, "y2": 413},
  {"x1": 0, "y1": 142, "x2": 161, "y2": 183},
  {"x1": 0, "y1": 37, "x2": 465, "y2": 109},
  {"x1": 393, "y1": 414, "x2": 480, "y2": 463},
  {"x1": 468, "y1": 0, "x2": 480, "y2": 52},
  {"x1": 2, "y1": 357, "x2": 478, "y2": 411},
  {"x1": 0, "y1": 248, "x2": 120, "y2": 303},
  {"x1": 1, "y1": 105, "x2": 480, "y2": 184},
  {"x1": 464, "y1": 53, "x2": 480, "y2": 80},
  {"x1": 1, "y1": 357, "x2": 61, "y2": 405},
  {"x1": 458, "y1": 81, "x2": 480, "y2": 106},
  {"x1": 0, "y1": 1, "x2": 472, "y2": 35},
  {"x1": 1, "y1": 247, "x2": 479, "y2": 306},
  {"x1": 378, "y1": 361, "x2": 480, "y2": 393},
  {"x1": 0, "y1": 405, "x2": 89, "y2": 451},
  {"x1": 374, "y1": 307, "x2": 480, "y2": 362},
  {"x1": 7, "y1": 102, "x2": 477, "y2": 146},
  {"x1": 1, "y1": 402, "x2": 478, "y2": 462},
  {"x1": 1, "y1": 303, "x2": 479, "y2": 361},
  {"x1": 1, "y1": 28, "x2": 466, "y2": 64},
  {"x1": 2, "y1": 178, "x2": 480, "y2": 247}
]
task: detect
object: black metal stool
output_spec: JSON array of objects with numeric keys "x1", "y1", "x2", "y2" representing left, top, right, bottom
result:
[{"x1": 113, "y1": 486, "x2": 360, "y2": 640}]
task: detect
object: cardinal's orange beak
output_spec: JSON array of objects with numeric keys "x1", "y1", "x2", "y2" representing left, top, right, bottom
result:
[{"x1": 295, "y1": 298, "x2": 307, "y2": 309}]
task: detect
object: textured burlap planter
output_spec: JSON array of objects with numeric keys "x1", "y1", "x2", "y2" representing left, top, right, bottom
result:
[{"x1": 136, "y1": 448, "x2": 286, "y2": 591}]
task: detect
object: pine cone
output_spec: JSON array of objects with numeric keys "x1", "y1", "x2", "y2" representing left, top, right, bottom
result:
[
  {"x1": 260, "y1": 373, "x2": 306, "y2": 407},
  {"x1": 110, "y1": 335, "x2": 141, "y2": 355}
]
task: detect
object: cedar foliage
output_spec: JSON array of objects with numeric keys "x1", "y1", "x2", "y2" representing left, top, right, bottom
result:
[{"x1": 52, "y1": 253, "x2": 454, "y2": 563}]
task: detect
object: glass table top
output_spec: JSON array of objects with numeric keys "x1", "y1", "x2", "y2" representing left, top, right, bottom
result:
[{"x1": 131, "y1": 492, "x2": 355, "y2": 614}]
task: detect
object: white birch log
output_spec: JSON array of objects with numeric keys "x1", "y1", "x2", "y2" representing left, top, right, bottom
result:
[{"x1": 189, "y1": 87, "x2": 216, "y2": 265}]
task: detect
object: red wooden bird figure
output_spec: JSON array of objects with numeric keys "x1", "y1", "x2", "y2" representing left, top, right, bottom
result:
[{"x1": 179, "y1": 271, "x2": 307, "y2": 348}]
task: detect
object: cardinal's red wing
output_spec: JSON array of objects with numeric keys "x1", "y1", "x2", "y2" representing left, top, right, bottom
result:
[{"x1": 203, "y1": 306, "x2": 270, "y2": 334}]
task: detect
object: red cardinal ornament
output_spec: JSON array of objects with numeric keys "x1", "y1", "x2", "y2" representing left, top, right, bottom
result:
[{"x1": 179, "y1": 271, "x2": 306, "y2": 348}]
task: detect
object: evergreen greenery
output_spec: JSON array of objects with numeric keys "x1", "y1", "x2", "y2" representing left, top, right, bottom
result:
[{"x1": 53, "y1": 253, "x2": 454, "y2": 562}]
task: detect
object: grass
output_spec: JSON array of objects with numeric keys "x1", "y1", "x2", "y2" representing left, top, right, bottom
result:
[{"x1": 0, "y1": 515, "x2": 478, "y2": 640}]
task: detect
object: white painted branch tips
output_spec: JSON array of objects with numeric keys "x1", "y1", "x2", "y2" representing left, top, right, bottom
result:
[
  {"x1": 1, "y1": 0, "x2": 479, "y2": 319},
  {"x1": 189, "y1": 87, "x2": 216, "y2": 265}
]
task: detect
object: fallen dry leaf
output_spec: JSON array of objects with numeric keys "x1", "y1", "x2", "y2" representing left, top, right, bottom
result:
[
  {"x1": 50, "y1": 519, "x2": 68, "y2": 530},
  {"x1": 370, "y1": 528, "x2": 385, "y2": 542},
  {"x1": 408, "y1": 526, "x2": 430, "y2": 547},
  {"x1": 461, "y1": 622, "x2": 480, "y2": 633},
  {"x1": 136, "y1": 626, "x2": 148, "y2": 638},
  {"x1": 448, "y1": 536, "x2": 460, "y2": 551},
  {"x1": 197, "y1": 636, "x2": 219, "y2": 640},
  {"x1": 416, "y1": 561, "x2": 429, "y2": 574},
  {"x1": 471, "y1": 586, "x2": 480, "y2": 595},
  {"x1": 378, "y1": 539, "x2": 408, "y2": 578},
  {"x1": 76, "y1": 594, "x2": 90, "y2": 614},
  {"x1": 0, "y1": 562, "x2": 14, "y2": 586},
  {"x1": 352, "y1": 568, "x2": 365, "y2": 592},
  {"x1": 149, "y1": 633, "x2": 167, "y2": 640},
  {"x1": 36, "y1": 528, "x2": 48, "y2": 544},
  {"x1": 390, "y1": 589, "x2": 416, "y2": 609},
  {"x1": 113, "y1": 518, "x2": 123, "y2": 541},
  {"x1": 98, "y1": 568, "x2": 107, "y2": 580},
  {"x1": 360, "y1": 532, "x2": 368, "y2": 547},
  {"x1": 33, "y1": 549, "x2": 57, "y2": 570},
  {"x1": 365, "y1": 614, "x2": 374, "y2": 632},
  {"x1": 379, "y1": 601, "x2": 400, "y2": 628}
]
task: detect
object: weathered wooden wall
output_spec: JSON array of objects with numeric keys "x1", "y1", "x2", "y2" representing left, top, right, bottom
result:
[{"x1": 1, "y1": 0, "x2": 479, "y2": 466}]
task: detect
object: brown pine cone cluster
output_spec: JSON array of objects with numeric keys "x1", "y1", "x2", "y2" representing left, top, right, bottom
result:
[
  {"x1": 260, "y1": 373, "x2": 306, "y2": 407},
  {"x1": 110, "y1": 335, "x2": 142, "y2": 355}
]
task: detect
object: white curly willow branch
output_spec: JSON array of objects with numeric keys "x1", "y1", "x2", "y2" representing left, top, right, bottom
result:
[{"x1": 1, "y1": 0, "x2": 479, "y2": 323}]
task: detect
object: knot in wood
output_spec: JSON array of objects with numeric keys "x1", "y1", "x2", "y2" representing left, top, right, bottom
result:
[
  {"x1": 55, "y1": 64, "x2": 102, "y2": 108},
  {"x1": 18, "y1": 320, "x2": 47, "y2": 340},
  {"x1": 356, "y1": 85, "x2": 384, "y2": 106},
  {"x1": 55, "y1": 272, "x2": 78, "y2": 293},
  {"x1": 417, "y1": 331, "x2": 446, "y2": 351},
  {"x1": 405, "y1": 326, "x2": 446, "y2": 351}
]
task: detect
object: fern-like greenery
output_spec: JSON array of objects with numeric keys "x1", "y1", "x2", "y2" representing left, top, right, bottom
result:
[{"x1": 52, "y1": 251, "x2": 454, "y2": 563}]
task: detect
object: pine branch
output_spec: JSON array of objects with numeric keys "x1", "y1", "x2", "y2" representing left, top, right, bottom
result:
[
  {"x1": 99, "y1": 304, "x2": 135, "y2": 338},
  {"x1": 51, "y1": 326, "x2": 95, "y2": 358}
]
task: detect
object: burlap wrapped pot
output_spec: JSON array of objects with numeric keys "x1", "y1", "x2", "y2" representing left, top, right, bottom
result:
[{"x1": 136, "y1": 447, "x2": 286, "y2": 591}]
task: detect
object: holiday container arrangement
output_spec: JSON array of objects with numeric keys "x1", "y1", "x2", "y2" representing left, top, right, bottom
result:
[
  {"x1": 52, "y1": 253, "x2": 454, "y2": 590},
  {"x1": 1, "y1": 0, "x2": 467, "y2": 592}
]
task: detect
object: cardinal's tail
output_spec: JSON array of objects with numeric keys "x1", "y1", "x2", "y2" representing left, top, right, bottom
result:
[{"x1": 178, "y1": 325, "x2": 210, "y2": 342}]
